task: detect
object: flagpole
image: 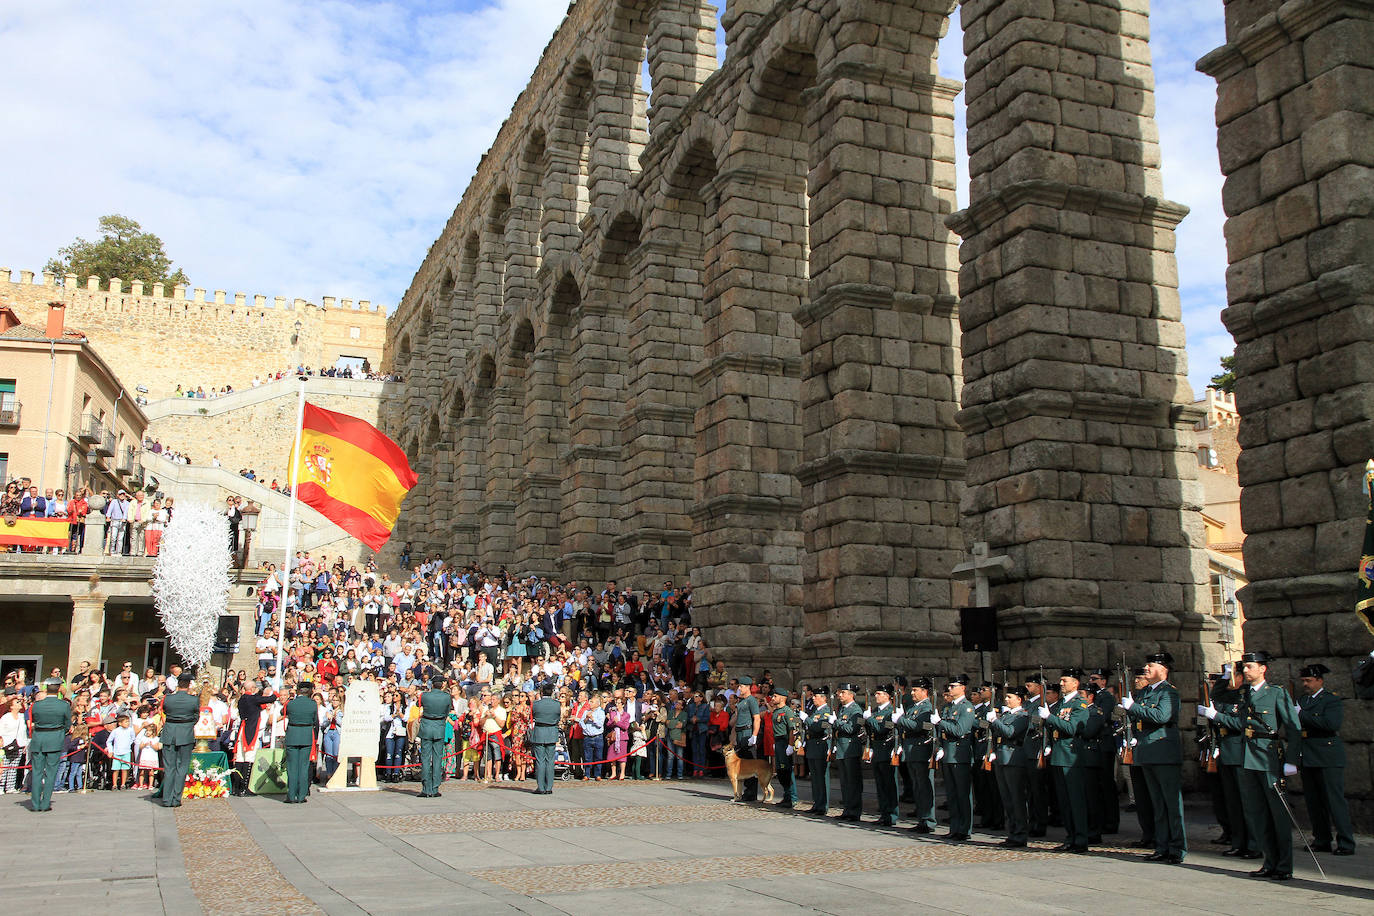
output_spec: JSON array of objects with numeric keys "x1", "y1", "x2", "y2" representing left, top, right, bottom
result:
[{"x1": 273, "y1": 376, "x2": 308, "y2": 690}]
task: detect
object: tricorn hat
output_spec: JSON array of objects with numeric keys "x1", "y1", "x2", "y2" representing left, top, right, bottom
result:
[
  {"x1": 1060, "y1": 667, "x2": 1084, "y2": 681},
  {"x1": 1300, "y1": 663, "x2": 1331, "y2": 678},
  {"x1": 946, "y1": 673, "x2": 969, "y2": 686},
  {"x1": 837, "y1": 682, "x2": 861, "y2": 693},
  {"x1": 1145, "y1": 651, "x2": 1175, "y2": 668},
  {"x1": 1239, "y1": 650, "x2": 1270, "y2": 665}
]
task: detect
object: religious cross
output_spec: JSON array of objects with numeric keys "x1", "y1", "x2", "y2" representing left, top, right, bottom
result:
[{"x1": 951, "y1": 541, "x2": 1013, "y2": 607}]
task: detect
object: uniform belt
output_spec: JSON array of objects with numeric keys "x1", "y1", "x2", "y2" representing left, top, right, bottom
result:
[
  {"x1": 1302, "y1": 729, "x2": 1335, "y2": 739},
  {"x1": 33, "y1": 725, "x2": 66, "y2": 731},
  {"x1": 422, "y1": 715, "x2": 446, "y2": 721},
  {"x1": 1218, "y1": 727, "x2": 1233, "y2": 736},
  {"x1": 166, "y1": 718, "x2": 196, "y2": 725}
]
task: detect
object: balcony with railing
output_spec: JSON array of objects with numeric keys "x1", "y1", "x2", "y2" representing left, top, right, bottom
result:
[
  {"x1": 0, "y1": 400, "x2": 18, "y2": 428},
  {"x1": 117, "y1": 446, "x2": 135, "y2": 474},
  {"x1": 80, "y1": 414, "x2": 103, "y2": 443},
  {"x1": 97, "y1": 430, "x2": 116, "y2": 457}
]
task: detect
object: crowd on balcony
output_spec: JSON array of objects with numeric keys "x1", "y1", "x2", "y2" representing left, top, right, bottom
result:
[{"x1": 0, "y1": 477, "x2": 172, "y2": 557}]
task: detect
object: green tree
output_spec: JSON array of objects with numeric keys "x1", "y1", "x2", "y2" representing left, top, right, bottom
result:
[
  {"x1": 45, "y1": 214, "x2": 190, "y2": 293},
  {"x1": 1210, "y1": 353, "x2": 1236, "y2": 393}
]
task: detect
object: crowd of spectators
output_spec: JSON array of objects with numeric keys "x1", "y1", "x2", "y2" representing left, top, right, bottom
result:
[
  {"x1": 159, "y1": 362, "x2": 401, "y2": 406},
  {"x1": 0, "y1": 477, "x2": 171, "y2": 556}
]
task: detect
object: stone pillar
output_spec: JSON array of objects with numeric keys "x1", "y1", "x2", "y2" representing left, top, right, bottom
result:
[
  {"x1": 693, "y1": 166, "x2": 805, "y2": 673},
  {"x1": 586, "y1": 74, "x2": 643, "y2": 225},
  {"x1": 643, "y1": 0, "x2": 719, "y2": 134},
  {"x1": 514, "y1": 348, "x2": 566, "y2": 577},
  {"x1": 479, "y1": 379, "x2": 519, "y2": 568},
  {"x1": 1199, "y1": 1, "x2": 1374, "y2": 825},
  {"x1": 67, "y1": 593, "x2": 107, "y2": 677},
  {"x1": 616, "y1": 236, "x2": 696, "y2": 586},
  {"x1": 81, "y1": 513, "x2": 105, "y2": 557},
  {"x1": 950, "y1": 0, "x2": 1215, "y2": 679},
  {"x1": 795, "y1": 26, "x2": 968, "y2": 682},
  {"x1": 451, "y1": 416, "x2": 484, "y2": 565}
]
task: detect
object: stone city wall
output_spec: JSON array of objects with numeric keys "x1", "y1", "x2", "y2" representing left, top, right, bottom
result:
[{"x1": 0, "y1": 268, "x2": 388, "y2": 400}]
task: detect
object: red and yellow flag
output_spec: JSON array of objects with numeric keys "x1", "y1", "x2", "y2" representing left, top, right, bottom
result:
[
  {"x1": 291, "y1": 403, "x2": 417, "y2": 550},
  {"x1": 0, "y1": 516, "x2": 70, "y2": 548}
]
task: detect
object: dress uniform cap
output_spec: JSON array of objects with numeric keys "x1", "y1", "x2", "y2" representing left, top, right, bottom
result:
[
  {"x1": 773, "y1": 687, "x2": 790, "y2": 698},
  {"x1": 812, "y1": 685, "x2": 829, "y2": 696},
  {"x1": 1024, "y1": 673, "x2": 1043, "y2": 685},
  {"x1": 873, "y1": 684, "x2": 893, "y2": 696},
  {"x1": 737, "y1": 676, "x2": 753, "y2": 686},
  {"x1": 1300, "y1": 663, "x2": 1330, "y2": 678},
  {"x1": 1145, "y1": 651, "x2": 1175, "y2": 668},
  {"x1": 297, "y1": 681, "x2": 314, "y2": 692},
  {"x1": 946, "y1": 673, "x2": 969, "y2": 686},
  {"x1": 1060, "y1": 667, "x2": 1084, "y2": 681},
  {"x1": 1005, "y1": 686, "x2": 1027, "y2": 699},
  {"x1": 1089, "y1": 667, "x2": 1111, "y2": 678},
  {"x1": 1130, "y1": 666, "x2": 1146, "y2": 677},
  {"x1": 1239, "y1": 651, "x2": 1270, "y2": 665},
  {"x1": 837, "y1": 682, "x2": 861, "y2": 693},
  {"x1": 911, "y1": 677, "x2": 933, "y2": 690},
  {"x1": 44, "y1": 677, "x2": 64, "y2": 690}
]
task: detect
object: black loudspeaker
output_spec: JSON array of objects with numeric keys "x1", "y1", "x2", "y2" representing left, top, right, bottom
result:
[
  {"x1": 959, "y1": 606, "x2": 998, "y2": 653},
  {"x1": 213, "y1": 615, "x2": 240, "y2": 652}
]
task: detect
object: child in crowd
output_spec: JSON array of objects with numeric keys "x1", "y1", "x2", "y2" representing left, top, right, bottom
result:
[
  {"x1": 107, "y1": 714, "x2": 136, "y2": 790},
  {"x1": 628, "y1": 721, "x2": 650, "y2": 780},
  {"x1": 135, "y1": 722, "x2": 162, "y2": 790}
]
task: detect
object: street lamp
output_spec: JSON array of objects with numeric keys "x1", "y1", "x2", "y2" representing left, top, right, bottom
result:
[{"x1": 239, "y1": 502, "x2": 260, "y2": 569}]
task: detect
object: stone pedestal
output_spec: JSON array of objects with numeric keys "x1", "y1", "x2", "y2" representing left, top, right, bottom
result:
[
  {"x1": 81, "y1": 514, "x2": 105, "y2": 557},
  {"x1": 67, "y1": 593, "x2": 108, "y2": 677}
]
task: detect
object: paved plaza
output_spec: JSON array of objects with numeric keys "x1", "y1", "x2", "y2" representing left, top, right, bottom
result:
[{"x1": 3, "y1": 777, "x2": 1371, "y2": 915}]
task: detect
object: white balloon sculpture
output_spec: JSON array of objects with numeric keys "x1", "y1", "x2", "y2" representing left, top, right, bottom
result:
[{"x1": 153, "y1": 502, "x2": 231, "y2": 670}]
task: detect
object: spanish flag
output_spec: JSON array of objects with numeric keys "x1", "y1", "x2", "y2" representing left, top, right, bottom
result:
[
  {"x1": 291, "y1": 403, "x2": 417, "y2": 550},
  {"x1": 0, "y1": 516, "x2": 70, "y2": 549}
]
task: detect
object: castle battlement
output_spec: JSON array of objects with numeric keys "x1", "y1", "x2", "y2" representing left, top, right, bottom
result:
[{"x1": 0, "y1": 266, "x2": 387, "y2": 316}]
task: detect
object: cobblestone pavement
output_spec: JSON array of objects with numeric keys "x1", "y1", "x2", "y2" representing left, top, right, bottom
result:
[
  {"x1": 4, "y1": 778, "x2": 1372, "y2": 914},
  {"x1": 175, "y1": 798, "x2": 322, "y2": 915}
]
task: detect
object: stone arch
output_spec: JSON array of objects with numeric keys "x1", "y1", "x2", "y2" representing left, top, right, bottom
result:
[
  {"x1": 551, "y1": 57, "x2": 595, "y2": 239},
  {"x1": 517, "y1": 128, "x2": 549, "y2": 272}
]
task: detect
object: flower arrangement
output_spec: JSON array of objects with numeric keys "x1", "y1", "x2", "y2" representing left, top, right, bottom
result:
[{"x1": 184, "y1": 762, "x2": 229, "y2": 799}]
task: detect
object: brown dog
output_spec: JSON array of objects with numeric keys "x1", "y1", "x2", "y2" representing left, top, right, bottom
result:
[{"x1": 721, "y1": 745, "x2": 775, "y2": 803}]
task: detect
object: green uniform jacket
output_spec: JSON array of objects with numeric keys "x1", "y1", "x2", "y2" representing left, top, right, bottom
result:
[
  {"x1": 161, "y1": 692, "x2": 200, "y2": 746},
  {"x1": 1024, "y1": 694, "x2": 1047, "y2": 760},
  {"x1": 864, "y1": 702, "x2": 897, "y2": 757},
  {"x1": 1212, "y1": 684, "x2": 1246, "y2": 766},
  {"x1": 897, "y1": 698, "x2": 935, "y2": 761},
  {"x1": 772, "y1": 705, "x2": 800, "y2": 740},
  {"x1": 530, "y1": 697, "x2": 561, "y2": 745},
  {"x1": 935, "y1": 698, "x2": 975, "y2": 764},
  {"x1": 971, "y1": 702, "x2": 991, "y2": 760},
  {"x1": 1296, "y1": 690, "x2": 1344, "y2": 768},
  {"x1": 1123, "y1": 681, "x2": 1181, "y2": 765},
  {"x1": 419, "y1": 690, "x2": 454, "y2": 741},
  {"x1": 1081, "y1": 703, "x2": 1109, "y2": 767},
  {"x1": 284, "y1": 696, "x2": 318, "y2": 748},
  {"x1": 833, "y1": 701, "x2": 866, "y2": 758},
  {"x1": 988, "y1": 708, "x2": 1031, "y2": 767},
  {"x1": 1042, "y1": 693, "x2": 1090, "y2": 767},
  {"x1": 28, "y1": 696, "x2": 71, "y2": 754},
  {"x1": 803, "y1": 704, "x2": 833, "y2": 759},
  {"x1": 1212, "y1": 681, "x2": 1299, "y2": 777}
]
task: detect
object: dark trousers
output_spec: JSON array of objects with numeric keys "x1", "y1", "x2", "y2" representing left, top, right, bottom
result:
[
  {"x1": 872, "y1": 755, "x2": 898, "y2": 822},
  {"x1": 29, "y1": 748, "x2": 61, "y2": 811},
  {"x1": 159, "y1": 741, "x2": 192, "y2": 807},
  {"x1": 1237, "y1": 766, "x2": 1292, "y2": 874},
  {"x1": 1130, "y1": 764, "x2": 1155, "y2": 845},
  {"x1": 285, "y1": 744, "x2": 311, "y2": 802},
  {"x1": 974, "y1": 762, "x2": 1002, "y2": 828},
  {"x1": 995, "y1": 763, "x2": 1029, "y2": 843},
  {"x1": 807, "y1": 756, "x2": 829, "y2": 812},
  {"x1": 1301, "y1": 766, "x2": 1355, "y2": 853},
  {"x1": 532, "y1": 742, "x2": 555, "y2": 793},
  {"x1": 1219, "y1": 762, "x2": 1253, "y2": 852},
  {"x1": 420, "y1": 736, "x2": 445, "y2": 794},
  {"x1": 1142, "y1": 763, "x2": 1186, "y2": 858},
  {"x1": 897, "y1": 754, "x2": 913, "y2": 800},
  {"x1": 838, "y1": 755, "x2": 864, "y2": 817},
  {"x1": 1204, "y1": 768, "x2": 1228, "y2": 835},
  {"x1": 1088, "y1": 762, "x2": 1118, "y2": 833},
  {"x1": 1052, "y1": 764, "x2": 1089, "y2": 847},
  {"x1": 1027, "y1": 762, "x2": 1050, "y2": 833},
  {"x1": 690, "y1": 732, "x2": 708, "y2": 776},
  {"x1": 905, "y1": 756, "x2": 936, "y2": 829},
  {"x1": 735, "y1": 738, "x2": 758, "y2": 800},
  {"x1": 943, "y1": 761, "x2": 972, "y2": 836},
  {"x1": 773, "y1": 739, "x2": 797, "y2": 804}
]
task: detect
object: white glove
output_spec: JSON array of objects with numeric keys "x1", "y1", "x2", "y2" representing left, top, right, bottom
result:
[
  {"x1": 1294, "y1": 704, "x2": 1302, "y2": 716},
  {"x1": 986, "y1": 709, "x2": 998, "y2": 722},
  {"x1": 827, "y1": 714, "x2": 836, "y2": 724},
  {"x1": 1120, "y1": 695, "x2": 1134, "y2": 710},
  {"x1": 784, "y1": 745, "x2": 794, "y2": 756},
  {"x1": 799, "y1": 711, "x2": 808, "y2": 723},
  {"x1": 891, "y1": 710, "x2": 901, "y2": 724},
  {"x1": 1037, "y1": 705, "x2": 1050, "y2": 720},
  {"x1": 935, "y1": 748, "x2": 945, "y2": 762},
  {"x1": 863, "y1": 709, "x2": 872, "y2": 719},
  {"x1": 1283, "y1": 763, "x2": 1298, "y2": 777},
  {"x1": 747, "y1": 735, "x2": 756, "y2": 747},
  {"x1": 929, "y1": 711, "x2": 941, "y2": 725},
  {"x1": 1197, "y1": 703, "x2": 1216, "y2": 720},
  {"x1": 1000, "y1": 705, "x2": 1009, "y2": 713}
]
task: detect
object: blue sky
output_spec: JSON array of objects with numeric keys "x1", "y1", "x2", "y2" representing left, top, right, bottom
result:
[{"x1": 0, "y1": 0, "x2": 1230, "y2": 391}]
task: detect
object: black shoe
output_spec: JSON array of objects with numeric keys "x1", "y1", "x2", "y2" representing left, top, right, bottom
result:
[
  {"x1": 1143, "y1": 852, "x2": 1166, "y2": 862},
  {"x1": 839, "y1": 814, "x2": 861, "y2": 822},
  {"x1": 911, "y1": 823, "x2": 931, "y2": 834},
  {"x1": 1131, "y1": 839, "x2": 1153, "y2": 849},
  {"x1": 1029, "y1": 829, "x2": 1047, "y2": 838},
  {"x1": 1248, "y1": 867, "x2": 1274, "y2": 878},
  {"x1": 1223, "y1": 848, "x2": 1245, "y2": 857},
  {"x1": 1242, "y1": 851, "x2": 1262, "y2": 859},
  {"x1": 1334, "y1": 848, "x2": 1354, "y2": 856},
  {"x1": 1164, "y1": 854, "x2": 1184, "y2": 865},
  {"x1": 1310, "y1": 842, "x2": 1333, "y2": 853},
  {"x1": 1005, "y1": 840, "x2": 1027, "y2": 848},
  {"x1": 944, "y1": 833, "x2": 967, "y2": 843},
  {"x1": 776, "y1": 801, "x2": 793, "y2": 809},
  {"x1": 1053, "y1": 843, "x2": 1074, "y2": 852},
  {"x1": 876, "y1": 817, "x2": 897, "y2": 827},
  {"x1": 1088, "y1": 835, "x2": 1103, "y2": 844},
  {"x1": 1069, "y1": 845, "x2": 1089, "y2": 854},
  {"x1": 806, "y1": 807, "x2": 825, "y2": 814},
  {"x1": 430, "y1": 792, "x2": 441, "y2": 798},
  {"x1": 1270, "y1": 872, "x2": 1293, "y2": 881}
]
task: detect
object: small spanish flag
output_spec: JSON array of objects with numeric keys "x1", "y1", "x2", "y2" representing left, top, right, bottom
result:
[
  {"x1": 291, "y1": 403, "x2": 417, "y2": 550},
  {"x1": 0, "y1": 516, "x2": 70, "y2": 549}
]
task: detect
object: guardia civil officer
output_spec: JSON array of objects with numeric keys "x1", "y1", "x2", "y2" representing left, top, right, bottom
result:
[
  {"x1": 1295, "y1": 663, "x2": 1355, "y2": 855},
  {"x1": 1200, "y1": 650, "x2": 1300, "y2": 880},
  {"x1": 419, "y1": 676, "x2": 454, "y2": 797},
  {"x1": 833, "y1": 683, "x2": 866, "y2": 821},
  {"x1": 530, "y1": 682, "x2": 561, "y2": 795},
  {"x1": 770, "y1": 688, "x2": 800, "y2": 808},
  {"x1": 1037, "y1": 668, "x2": 1091, "y2": 852},
  {"x1": 1085, "y1": 668, "x2": 1119, "y2": 834},
  {"x1": 159, "y1": 677, "x2": 200, "y2": 807},
  {"x1": 28, "y1": 678, "x2": 71, "y2": 812},
  {"x1": 986, "y1": 685, "x2": 1031, "y2": 846},
  {"x1": 932, "y1": 674, "x2": 975, "y2": 841},
  {"x1": 970, "y1": 682, "x2": 1002, "y2": 830},
  {"x1": 864, "y1": 684, "x2": 899, "y2": 825},
  {"x1": 897, "y1": 677, "x2": 937, "y2": 832},
  {"x1": 1022, "y1": 673, "x2": 1050, "y2": 837},
  {"x1": 800, "y1": 686, "x2": 833, "y2": 814},
  {"x1": 733, "y1": 676, "x2": 763, "y2": 801},
  {"x1": 283, "y1": 681, "x2": 318, "y2": 803},
  {"x1": 1212, "y1": 666, "x2": 1258, "y2": 859}
]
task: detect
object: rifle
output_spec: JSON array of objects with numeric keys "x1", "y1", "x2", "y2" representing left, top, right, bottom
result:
[
  {"x1": 929, "y1": 680, "x2": 940, "y2": 771},
  {"x1": 1200, "y1": 674, "x2": 1218, "y2": 774},
  {"x1": 982, "y1": 680, "x2": 995, "y2": 772},
  {"x1": 1119, "y1": 652, "x2": 1134, "y2": 766},
  {"x1": 1036, "y1": 663, "x2": 1048, "y2": 770}
]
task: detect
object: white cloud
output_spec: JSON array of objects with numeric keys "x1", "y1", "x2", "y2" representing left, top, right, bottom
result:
[{"x1": 2, "y1": 0, "x2": 1231, "y2": 393}]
